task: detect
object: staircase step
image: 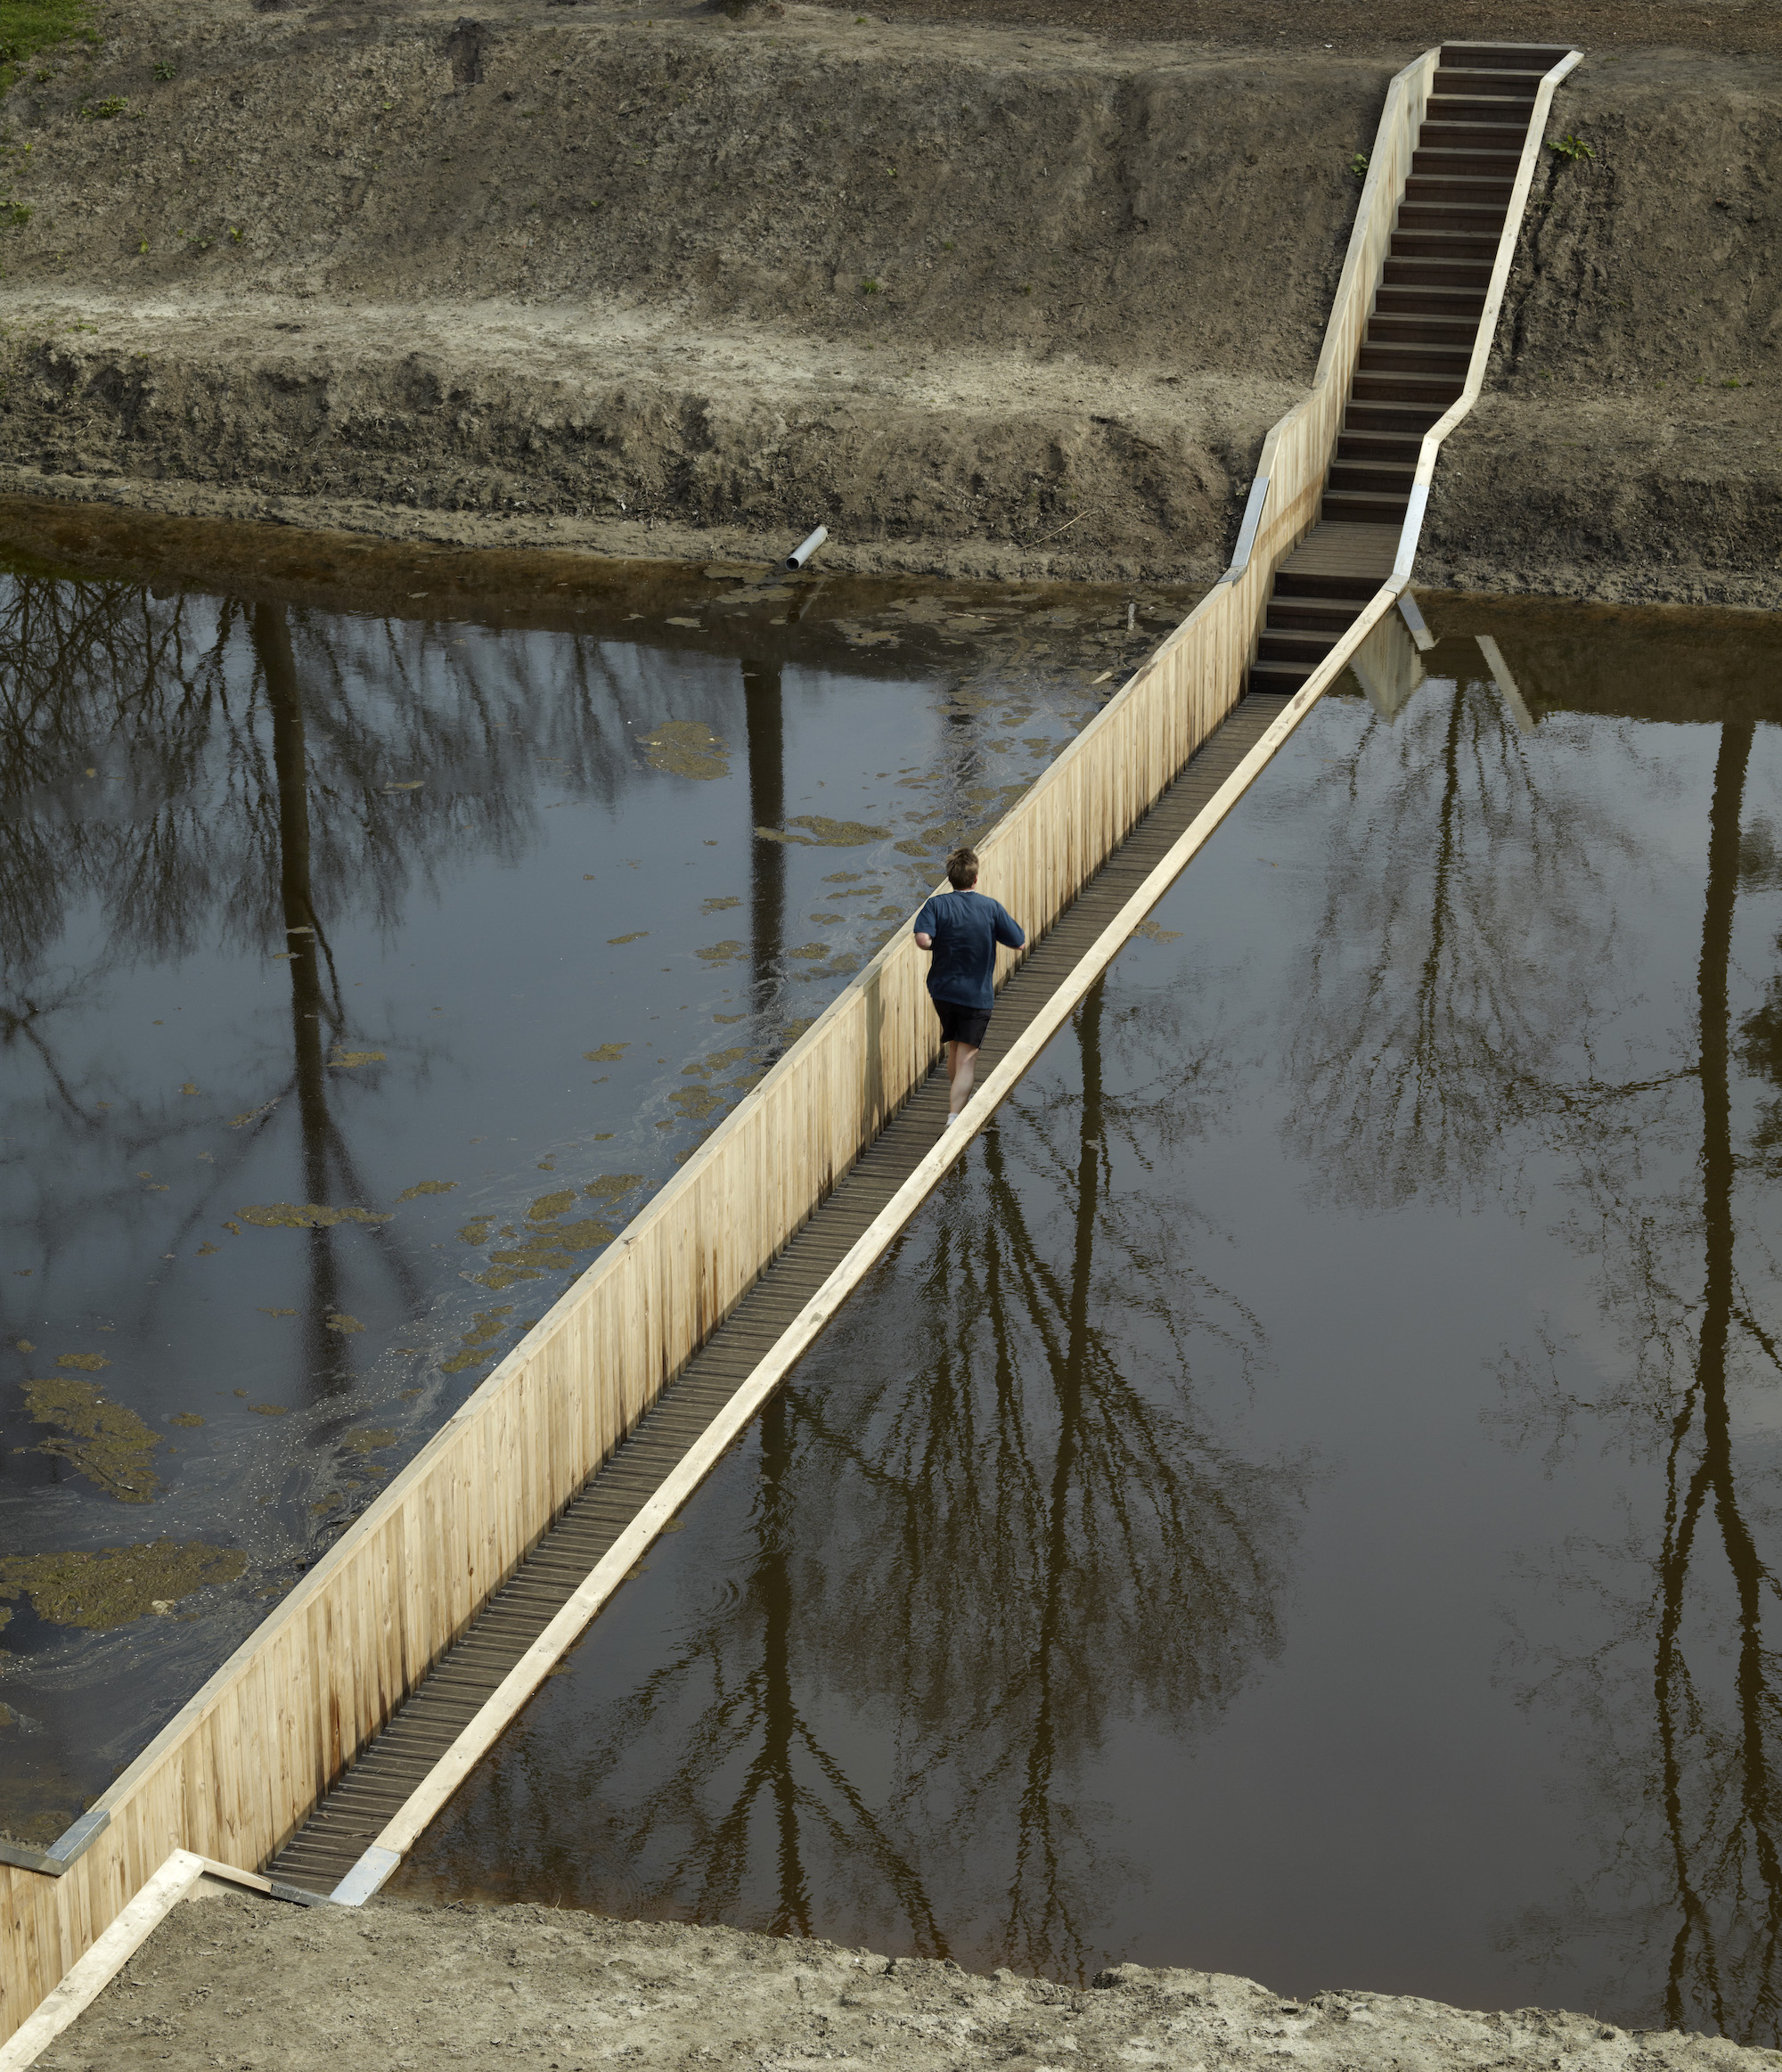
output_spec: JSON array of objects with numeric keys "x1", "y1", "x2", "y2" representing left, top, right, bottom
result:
[
  {"x1": 1343, "y1": 403, "x2": 1445, "y2": 438},
  {"x1": 1351, "y1": 372, "x2": 1466, "y2": 405},
  {"x1": 1368, "y1": 313, "x2": 1477, "y2": 348},
  {"x1": 1248, "y1": 659, "x2": 1319, "y2": 694},
  {"x1": 1328, "y1": 460, "x2": 1416, "y2": 495},
  {"x1": 1251, "y1": 629, "x2": 1334, "y2": 663},
  {"x1": 1440, "y1": 42, "x2": 1573, "y2": 67},
  {"x1": 1404, "y1": 176, "x2": 1514, "y2": 204},
  {"x1": 1384, "y1": 255, "x2": 1492, "y2": 290},
  {"x1": 1375, "y1": 284, "x2": 1486, "y2": 317},
  {"x1": 1418, "y1": 120, "x2": 1529, "y2": 149},
  {"x1": 1433, "y1": 65, "x2": 1550, "y2": 93},
  {"x1": 1272, "y1": 569, "x2": 1382, "y2": 602},
  {"x1": 1336, "y1": 428, "x2": 1425, "y2": 460},
  {"x1": 1397, "y1": 206, "x2": 1508, "y2": 238},
  {"x1": 1391, "y1": 227, "x2": 1500, "y2": 255},
  {"x1": 1267, "y1": 595, "x2": 1371, "y2": 633},
  {"x1": 1321, "y1": 489, "x2": 1411, "y2": 525},
  {"x1": 1358, "y1": 342, "x2": 1471, "y2": 373},
  {"x1": 1410, "y1": 147, "x2": 1524, "y2": 178},
  {"x1": 1426, "y1": 94, "x2": 1541, "y2": 120}
]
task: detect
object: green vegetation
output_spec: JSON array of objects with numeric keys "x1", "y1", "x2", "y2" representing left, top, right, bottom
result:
[
  {"x1": 1347, "y1": 152, "x2": 1369, "y2": 181},
  {"x1": 1549, "y1": 133, "x2": 1594, "y2": 162},
  {"x1": 0, "y1": 0, "x2": 96, "y2": 99}
]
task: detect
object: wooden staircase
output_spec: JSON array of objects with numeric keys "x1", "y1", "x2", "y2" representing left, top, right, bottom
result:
[{"x1": 1248, "y1": 43, "x2": 1572, "y2": 695}]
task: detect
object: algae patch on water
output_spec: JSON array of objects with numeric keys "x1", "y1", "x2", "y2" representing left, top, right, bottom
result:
[
  {"x1": 55, "y1": 1353, "x2": 110, "y2": 1372},
  {"x1": 637, "y1": 721, "x2": 731, "y2": 782},
  {"x1": 0, "y1": 1541, "x2": 246, "y2": 1629},
  {"x1": 441, "y1": 1306, "x2": 512, "y2": 1373},
  {"x1": 238, "y1": 1203, "x2": 393, "y2": 1229},
  {"x1": 527, "y1": 1190, "x2": 577, "y2": 1223},
  {"x1": 396, "y1": 1180, "x2": 457, "y2": 1201},
  {"x1": 341, "y1": 1428, "x2": 396, "y2": 1455},
  {"x1": 21, "y1": 1379, "x2": 160, "y2": 1502},
  {"x1": 584, "y1": 1175, "x2": 642, "y2": 1200},
  {"x1": 584, "y1": 1043, "x2": 629, "y2": 1062},
  {"x1": 756, "y1": 816, "x2": 889, "y2": 848}
]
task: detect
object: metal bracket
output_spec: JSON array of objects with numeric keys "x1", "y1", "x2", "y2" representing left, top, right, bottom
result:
[
  {"x1": 267, "y1": 1878, "x2": 339, "y2": 1908},
  {"x1": 1215, "y1": 474, "x2": 1271, "y2": 585},
  {"x1": 0, "y1": 1807, "x2": 110, "y2": 1877},
  {"x1": 1396, "y1": 591, "x2": 1435, "y2": 652},
  {"x1": 330, "y1": 1845, "x2": 402, "y2": 1909}
]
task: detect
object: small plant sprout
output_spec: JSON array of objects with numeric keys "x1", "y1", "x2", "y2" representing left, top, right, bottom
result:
[
  {"x1": 137, "y1": 238, "x2": 148, "y2": 253},
  {"x1": 153, "y1": 60, "x2": 176, "y2": 79},
  {"x1": 859, "y1": 277, "x2": 880, "y2": 295},
  {"x1": 228, "y1": 225, "x2": 242, "y2": 243},
  {"x1": 1348, "y1": 152, "x2": 1369, "y2": 180},
  {"x1": 1549, "y1": 133, "x2": 1593, "y2": 161}
]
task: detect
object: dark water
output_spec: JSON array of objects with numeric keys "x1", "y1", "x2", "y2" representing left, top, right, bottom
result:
[
  {"x1": 392, "y1": 598, "x2": 1782, "y2": 2042},
  {"x1": 0, "y1": 509, "x2": 1182, "y2": 1843}
]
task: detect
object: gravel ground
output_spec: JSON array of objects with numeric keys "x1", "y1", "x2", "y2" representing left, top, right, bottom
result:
[{"x1": 35, "y1": 1889, "x2": 1782, "y2": 2072}]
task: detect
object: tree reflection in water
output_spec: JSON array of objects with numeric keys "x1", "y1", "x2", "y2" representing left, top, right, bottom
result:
[
  {"x1": 1484, "y1": 719, "x2": 1782, "y2": 2043},
  {"x1": 412, "y1": 981, "x2": 1307, "y2": 1981},
  {"x1": 1280, "y1": 665, "x2": 1782, "y2": 2040}
]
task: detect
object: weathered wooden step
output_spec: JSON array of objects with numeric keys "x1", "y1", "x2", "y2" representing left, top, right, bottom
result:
[
  {"x1": 1440, "y1": 41, "x2": 1572, "y2": 67},
  {"x1": 1266, "y1": 595, "x2": 1371, "y2": 633},
  {"x1": 1368, "y1": 313, "x2": 1477, "y2": 348},
  {"x1": 1320, "y1": 489, "x2": 1411, "y2": 525},
  {"x1": 1418, "y1": 119, "x2": 1528, "y2": 149},
  {"x1": 1410, "y1": 147, "x2": 1523, "y2": 178},
  {"x1": 1384, "y1": 255, "x2": 1492, "y2": 290},
  {"x1": 1328, "y1": 458, "x2": 1416, "y2": 495},
  {"x1": 1357, "y1": 341, "x2": 1471, "y2": 374},
  {"x1": 1256, "y1": 628, "x2": 1338, "y2": 665},
  {"x1": 1433, "y1": 63, "x2": 1549, "y2": 93},
  {"x1": 1374, "y1": 284, "x2": 1486, "y2": 318},
  {"x1": 1271, "y1": 567, "x2": 1382, "y2": 602},
  {"x1": 1344, "y1": 397, "x2": 1446, "y2": 435},
  {"x1": 1351, "y1": 377, "x2": 1465, "y2": 409}
]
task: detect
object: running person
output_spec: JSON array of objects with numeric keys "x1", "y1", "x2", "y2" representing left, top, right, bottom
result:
[{"x1": 913, "y1": 847, "x2": 1026, "y2": 1126}]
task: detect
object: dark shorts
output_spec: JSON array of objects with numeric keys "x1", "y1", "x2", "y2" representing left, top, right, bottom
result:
[{"x1": 934, "y1": 999, "x2": 992, "y2": 1049}]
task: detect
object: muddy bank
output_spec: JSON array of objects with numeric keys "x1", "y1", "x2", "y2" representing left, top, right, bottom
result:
[
  {"x1": 0, "y1": 2, "x2": 1775, "y2": 601},
  {"x1": 37, "y1": 1890, "x2": 1782, "y2": 2072}
]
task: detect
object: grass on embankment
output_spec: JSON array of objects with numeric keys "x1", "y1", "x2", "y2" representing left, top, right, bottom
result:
[{"x1": 0, "y1": 0, "x2": 97, "y2": 100}]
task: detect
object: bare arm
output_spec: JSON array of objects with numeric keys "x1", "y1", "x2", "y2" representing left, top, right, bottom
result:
[{"x1": 914, "y1": 931, "x2": 933, "y2": 949}]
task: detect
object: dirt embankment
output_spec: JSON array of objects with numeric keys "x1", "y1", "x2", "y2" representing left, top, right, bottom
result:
[
  {"x1": 37, "y1": 1890, "x2": 1782, "y2": 2072},
  {"x1": 0, "y1": 1, "x2": 1775, "y2": 602}
]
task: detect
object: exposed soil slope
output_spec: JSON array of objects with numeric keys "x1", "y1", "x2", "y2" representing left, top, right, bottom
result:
[
  {"x1": 0, "y1": 1, "x2": 1774, "y2": 601},
  {"x1": 37, "y1": 1890, "x2": 1782, "y2": 2072}
]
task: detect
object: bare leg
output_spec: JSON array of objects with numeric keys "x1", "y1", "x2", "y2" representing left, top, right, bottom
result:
[{"x1": 946, "y1": 1041, "x2": 979, "y2": 1118}]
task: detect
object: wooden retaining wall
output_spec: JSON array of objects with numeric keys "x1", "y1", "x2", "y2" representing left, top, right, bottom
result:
[{"x1": 0, "y1": 46, "x2": 1440, "y2": 2046}]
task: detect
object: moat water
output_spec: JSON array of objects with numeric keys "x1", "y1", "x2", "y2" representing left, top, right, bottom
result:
[{"x1": 4, "y1": 503, "x2": 1782, "y2": 2039}]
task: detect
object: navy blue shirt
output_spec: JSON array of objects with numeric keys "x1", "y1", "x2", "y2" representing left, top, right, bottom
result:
[{"x1": 913, "y1": 889, "x2": 1026, "y2": 1011}]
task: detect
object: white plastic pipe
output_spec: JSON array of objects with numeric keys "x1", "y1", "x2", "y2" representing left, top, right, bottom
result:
[{"x1": 784, "y1": 525, "x2": 828, "y2": 570}]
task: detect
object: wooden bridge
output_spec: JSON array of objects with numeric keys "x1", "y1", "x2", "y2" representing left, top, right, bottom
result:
[{"x1": 0, "y1": 39, "x2": 1581, "y2": 2063}]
